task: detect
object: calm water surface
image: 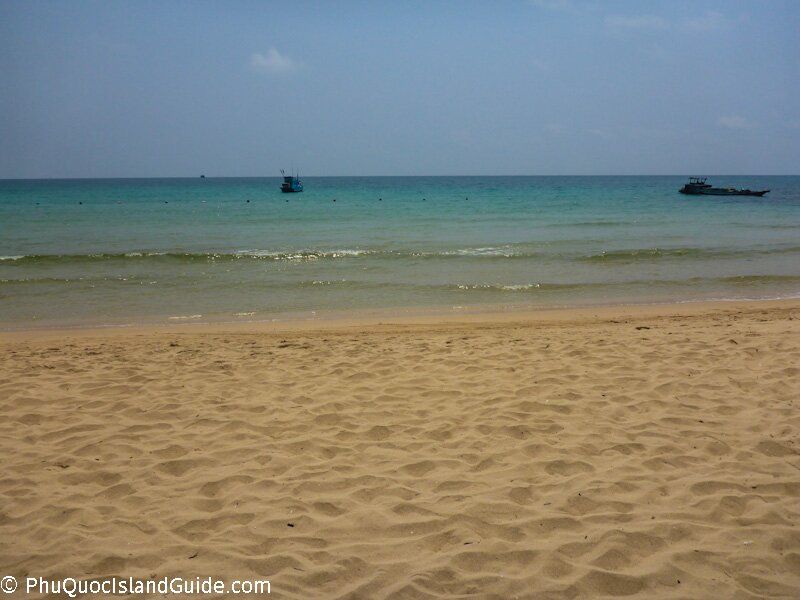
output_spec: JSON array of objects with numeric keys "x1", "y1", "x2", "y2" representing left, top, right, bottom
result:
[{"x1": 1, "y1": 176, "x2": 799, "y2": 328}]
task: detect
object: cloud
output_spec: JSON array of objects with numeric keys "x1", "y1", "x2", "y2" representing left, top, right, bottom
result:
[
  {"x1": 685, "y1": 11, "x2": 727, "y2": 32},
  {"x1": 605, "y1": 15, "x2": 669, "y2": 30},
  {"x1": 528, "y1": 0, "x2": 572, "y2": 9},
  {"x1": 250, "y1": 49, "x2": 301, "y2": 74},
  {"x1": 587, "y1": 128, "x2": 615, "y2": 140},
  {"x1": 530, "y1": 58, "x2": 549, "y2": 72},
  {"x1": 544, "y1": 123, "x2": 564, "y2": 134},
  {"x1": 718, "y1": 115, "x2": 755, "y2": 130}
]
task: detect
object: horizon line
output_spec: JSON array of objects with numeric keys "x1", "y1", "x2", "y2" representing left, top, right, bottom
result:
[{"x1": 2, "y1": 173, "x2": 798, "y2": 181}]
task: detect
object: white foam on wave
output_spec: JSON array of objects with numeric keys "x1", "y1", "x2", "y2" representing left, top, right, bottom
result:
[
  {"x1": 234, "y1": 249, "x2": 373, "y2": 261},
  {"x1": 168, "y1": 314, "x2": 203, "y2": 320},
  {"x1": 457, "y1": 283, "x2": 541, "y2": 291},
  {"x1": 447, "y1": 246, "x2": 517, "y2": 257},
  {"x1": 502, "y1": 284, "x2": 542, "y2": 291}
]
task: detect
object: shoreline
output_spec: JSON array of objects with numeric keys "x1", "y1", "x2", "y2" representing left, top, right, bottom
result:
[{"x1": 2, "y1": 296, "x2": 799, "y2": 340}]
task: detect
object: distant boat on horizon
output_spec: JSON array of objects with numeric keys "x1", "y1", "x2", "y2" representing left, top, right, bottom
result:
[
  {"x1": 280, "y1": 169, "x2": 303, "y2": 193},
  {"x1": 679, "y1": 177, "x2": 769, "y2": 197}
]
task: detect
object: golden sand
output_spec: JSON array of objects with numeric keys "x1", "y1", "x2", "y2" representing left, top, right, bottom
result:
[{"x1": 1, "y1": 301, "x2": 799, "y2": 598}]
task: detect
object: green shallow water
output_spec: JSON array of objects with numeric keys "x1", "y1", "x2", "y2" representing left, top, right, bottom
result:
[{"x1": 1, "y1": 176, "x2": 799, "y2": 328}]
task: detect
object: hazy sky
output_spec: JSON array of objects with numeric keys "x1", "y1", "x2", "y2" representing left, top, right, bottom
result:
[{"x1": 2, "y1": 0, "x2": 799, "y2": 177}]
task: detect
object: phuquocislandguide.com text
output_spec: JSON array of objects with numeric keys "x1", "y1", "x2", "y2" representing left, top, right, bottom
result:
[{"x1": 9, "y1": 575, "x2": 270, "y2": 596}]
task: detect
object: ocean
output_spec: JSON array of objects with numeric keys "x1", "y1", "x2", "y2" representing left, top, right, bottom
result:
[{"x1": 1, "y1": 176, "x2": 799, "y2": 329}]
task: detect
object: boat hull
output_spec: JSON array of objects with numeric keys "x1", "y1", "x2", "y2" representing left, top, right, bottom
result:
[{"x1": 679, "y1": 187, "x2": 769, "y2": 197}]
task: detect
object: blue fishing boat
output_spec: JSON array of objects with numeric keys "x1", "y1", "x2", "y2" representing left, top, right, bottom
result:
[{"x1": 280, "y1": 170, "x2": 303, "y2": 193}]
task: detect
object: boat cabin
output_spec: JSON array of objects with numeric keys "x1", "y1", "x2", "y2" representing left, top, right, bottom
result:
[{"x1": 280, "y1": 169, "x2": 303, "y2": 193}]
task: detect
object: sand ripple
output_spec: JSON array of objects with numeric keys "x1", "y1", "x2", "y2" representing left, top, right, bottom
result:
[{"x1": 1, "y1": 304, "x2": 799, "y2": 598}]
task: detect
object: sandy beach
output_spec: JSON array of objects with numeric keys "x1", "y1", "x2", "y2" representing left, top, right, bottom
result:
[{"x1": 1, "y1": 300, "x2": 799, "y2": 599}]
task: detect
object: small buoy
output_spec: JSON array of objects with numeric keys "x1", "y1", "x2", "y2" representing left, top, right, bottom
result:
[
  {"x1": 246, "y1": 199, "x2": 250, "y2": 203},
  {"x1": 333, "y1": 198, "x2": 336, "y2": 202}
]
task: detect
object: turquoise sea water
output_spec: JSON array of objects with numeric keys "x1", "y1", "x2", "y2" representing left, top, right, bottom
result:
[{"x1": 1, "y1": 176, "x2": 799, "y2": 328}]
